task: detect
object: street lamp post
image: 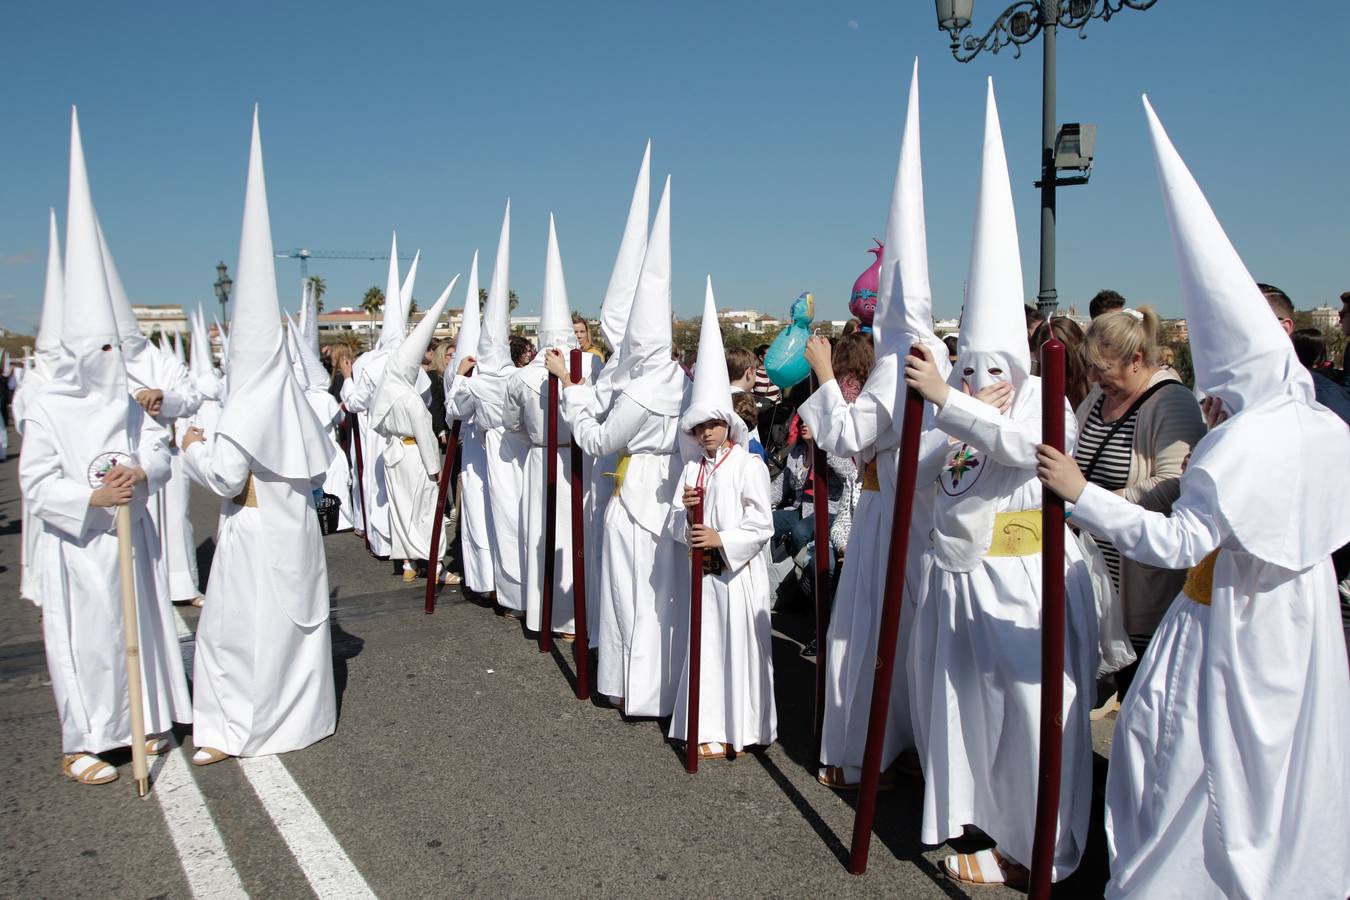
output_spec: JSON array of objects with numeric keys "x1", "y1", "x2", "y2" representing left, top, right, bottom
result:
[
  {"x1": 213, "y1": 261, "x2": 233, "y2": 323},
  {"x1": 935, "y1": 0, "x2": 1157, "y2": 318}
]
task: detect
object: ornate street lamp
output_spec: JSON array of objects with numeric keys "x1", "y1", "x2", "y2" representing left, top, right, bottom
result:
[
  {"x1": 213, "y1": 261, "x2": 233, "y2": 322},
  {"x1": 935, "y1": 0, "x2": 1157, "y2": 317}
]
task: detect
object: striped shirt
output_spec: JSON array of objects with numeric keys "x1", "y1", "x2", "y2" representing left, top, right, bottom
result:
[
  {"x1": 1074, "y1": 396, "x2": 1137, "y2": 589},
  {"x1": 752, "y1": 366, "x2": 781, "y2": 403}
]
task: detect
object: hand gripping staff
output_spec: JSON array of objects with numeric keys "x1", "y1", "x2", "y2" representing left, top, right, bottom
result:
[
  {"x1": 809, "y1": 374, "x2": 830, "y2": 757},
  {"x1": 538, "y1": 364, "x2": 561, "y2": 653},
  {"x1": 1028, "y1": 337, "x2": 1067, "y2": 900},
  {"x1": 92, "y1": 461, "x2": 151, "y2": 797},
  {"x1": 567, "y1": 349, "x2": 591, "y2": 698},
  {"x1": 847, "y1": 343, "x2": 925, "y2": 874},
  {"x1": 424, "y1": 367, "x2": 470, "y2": 614},
  {"x1": 683, "y1": 480, "x2": 706, "y2": 774}
]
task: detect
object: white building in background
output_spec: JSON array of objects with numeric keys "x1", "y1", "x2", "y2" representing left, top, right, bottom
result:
[
  {"x1": 1306, "y1": 306, "x2": 1338, "y2": 330},
  {"x1": 717, "y1": 308, "x2": 785, "y2": 335},
  {"x1": 510, "y1": 315, "x2": 540, "y2": 338},
  {"x1": 131, "y1": 304, "x2": 190, "y2": 336},
  {"x1": 934, "y1": 317, "x2": 961, "y2": 336}
]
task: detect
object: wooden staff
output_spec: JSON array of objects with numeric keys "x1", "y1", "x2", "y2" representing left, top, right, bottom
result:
[
  {"x1": 349, "y1": 411, "x2": 371, "y2": 555},
  {"x1": 423, "y1": 419, "x2": 462, "y2": 615},
  {"x1": 538, "y1": 369, "x2": 560, "y2": 653},
  {"x1": 116, "y1": 503, "x2": 151, "y2": 797},
  {"x1": 848, "y1": 342, "x2": 926, "y2": 875},
  {"x1": 568, "y1": 350, "x2": 590, "y2": 698},
  {"x1": 684, "y1": 485, "x2": 705, "y2": 775},
  {"x1": 1028, "y1": 337, "x2": 1068, "y2": 900},
  {"x1": 809, "y1": 374, "x2": 830, "y2": 758}
]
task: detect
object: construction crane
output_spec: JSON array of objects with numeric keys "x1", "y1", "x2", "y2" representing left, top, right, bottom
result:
[{"x1": 274, "y1": 248, "x2": 417, "y2": 279}]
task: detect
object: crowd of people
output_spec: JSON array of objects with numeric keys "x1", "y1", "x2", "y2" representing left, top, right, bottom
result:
[{"x1": 10, "y1": 67, "x2": 1350, "y2": 900}]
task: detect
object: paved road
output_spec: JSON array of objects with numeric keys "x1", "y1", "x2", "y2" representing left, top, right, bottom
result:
[{"x1": 0, "y1": 431, "x2": 1115, "y2": 898}]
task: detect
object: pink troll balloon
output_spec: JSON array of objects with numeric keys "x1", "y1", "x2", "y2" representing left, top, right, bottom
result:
[{"x1": 849, "y1": 239, "x2": 883, "y2": 327}]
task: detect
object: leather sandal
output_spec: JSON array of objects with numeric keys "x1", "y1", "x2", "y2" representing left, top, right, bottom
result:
[
  {"x1": 62, "y1": 753, "x2": 118, "y2": 785},
  {"x1": 942, "y1": 848, "x2": 1029, "y2": 889},
  {"x1": 145, "y1": 735, "x2": 174, "y2": 756},
  {"x1": 191, "y1": 746, "x2": 232, "y2": 767}
]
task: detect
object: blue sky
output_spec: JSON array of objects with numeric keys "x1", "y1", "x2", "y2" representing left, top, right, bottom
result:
[{"x1": 2, "y1": 0, "x2": 1348, "y2": 334}]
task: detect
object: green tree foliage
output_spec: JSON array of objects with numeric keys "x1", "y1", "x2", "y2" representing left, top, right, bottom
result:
[{"x1": 307, "y1": 275, "x2": 326, "y2": 312}]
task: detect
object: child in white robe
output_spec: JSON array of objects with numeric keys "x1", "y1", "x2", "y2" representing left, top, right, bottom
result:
[{"x1": 666, "y1": 276, "x2": 776, "y2": 759}]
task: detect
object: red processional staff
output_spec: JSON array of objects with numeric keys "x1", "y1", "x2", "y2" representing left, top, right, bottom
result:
[
  {"x1": 847, "y1": 343, "x2": 926, "y2": 875},
  {"x1": 349, "y1": 411, "x2": 371, "y2": 556},
  {"x1": 567, "y1": 349, "x2": 591, "y2": 699},
  {"x1": 424, "y1": 367, "x2": 470, "y2": 615},
  {"x1": 683, "y1": 481, "x2": 706, "y2": 774},
  {"x1": 808, "y1": 374, "x2": 830, "y2": 757},
  {"x1": 1027, "y1": 338, "x2": 1068, "y2": 900}
]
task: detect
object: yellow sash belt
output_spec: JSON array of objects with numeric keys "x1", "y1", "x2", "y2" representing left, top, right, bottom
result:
[
  {"x1": 861, "y1": 459, "x2": 879, "y2": 492},
  {"x1": 986, "y1": 510, "x2": 1043, "y2": 557},
  {"x1": 1182, "y1": 550, "x2": 1218, "y2": 606},
  {"x1": 610, "y1": 453, "x2": 632, "y2": 496},
  {"x1": 401, "y1": 436, "x2": 418, "y2": 445},
  {"x1": 232, "y1": 473, "x2": 258, "y2": 508}
]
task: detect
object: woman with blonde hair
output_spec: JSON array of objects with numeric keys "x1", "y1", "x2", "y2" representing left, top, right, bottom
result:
[{"x1": 1074, "y1": 304, "x2": 1205, "y2": 695}]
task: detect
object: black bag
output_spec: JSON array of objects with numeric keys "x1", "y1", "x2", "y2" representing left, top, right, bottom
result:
[{"x1": 315, "y1": 493, "x2": 341, "y2": 535}]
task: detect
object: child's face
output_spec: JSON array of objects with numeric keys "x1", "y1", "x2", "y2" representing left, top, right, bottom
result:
[{"x1": 693, "y1": 419, "x2": 729, "y2": 454}]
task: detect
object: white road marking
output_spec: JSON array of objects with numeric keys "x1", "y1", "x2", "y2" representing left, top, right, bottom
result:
[
  {"x1": 237, "y1": 755, "x2": 375, "y2": 899},
  {"x1": 153, "y1": 748, "x2": 249, "y2": 899}
]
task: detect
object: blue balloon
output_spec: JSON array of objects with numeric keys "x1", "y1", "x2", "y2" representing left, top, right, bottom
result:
[{"x1": 764, "y1": 292, "x2": 815, "y2": 389}]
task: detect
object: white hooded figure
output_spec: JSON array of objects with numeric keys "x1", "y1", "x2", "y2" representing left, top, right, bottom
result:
[
  {"x1": 902, "y1": 80, "x2": 1098, "y2": 886},
  {"x1": 19, "y1": 109, "x2": 190, "y2": 784},
  {"x1": 371, "y1": 275, "x2": 457, "y2": 569},
  {"x1": 288, "y1": 284, "x2": 353, "y2": 532},
  {"x1": 180, "y1": 108, "x2": 337, "y2": 764},
  {"x1": 97, "y1": 221, "x2": 204, "y2": 600},
  {"x1": 188, "y1": 305, "x2": 225, "y2": 437},
  {"x1": 796, "y1": 60, "x2": 953, "y2": 789},
  {"x1": 504, "y1": 215, "x2": 602, "y2": 635},
  {"x1": 1042, "y1": 99, "x2": 1350, "y2": 900},
  {"x1": 572, "y1": 141, "x2": 649, "y2": 631},
  {"x1": 17, "y1": 209, "x2": 75, "y2": 605},
  {"x1": 341, "y1": 236, "x2": 426, "y2": 557},
  {"x1": 443, "y1": 251, "x2": 493, "y2": 594},
  {"x1": 664, "y1": 276, "x2": 776, "y2": 757},
  {"x1": 444, "y1": 201, "x2": 527, "y2": 614},
  {"x1": 554, "y1": 177, "x2": 691, "y2": 716}
]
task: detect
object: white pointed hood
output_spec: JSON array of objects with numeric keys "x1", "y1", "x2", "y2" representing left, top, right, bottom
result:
[
  {"x1": 299, "y1": 278, "x2": 320, "y2": 355},
  {"x1": 1139, "y1": 96, "x2": 1349, "y2": 570},
  {"x1": 874, "y1": 60, "x2": 947, "y2": 367},
  {"x1": 680, "y1": 276, "x2": 746, "y2": 448},
  {"x1": 172, "y1": 330, "x2": 187, "y2": 365},
  {"x1": 476, "y1": 200, "x2": 514, "y2": 376},
  {"x1": 600, "y1": 141, "x2": 650, "y2": 350},
  {"x1": 400, "y1": 250, "x2": 420, "y2": 321},
  {"x1": 24, "y1": 107, "x2": 131, "y2": 474},
  {"x1": 190, "y1": 304, "x2": 224, "y2": 400},
  {"x1": 285, "y1": 313, "x2": 328, "y2": 393},
  {"x1": 593, "y1": 141, "x2": 651, "y2": 411},
  {"x1": 95, "y1": 218, "x2": 151, "y2": 362},
  {"x1": 609, "y1": 176, "x2": 687, "y2": 415},
  {"x1": 953, "y1": 79, "x2": 1029, "y2": 395},
  {"x1": 37, "y1": 209, "x2": 65, "y2": 355},
  {"x1": 535, "y1": 214, "x2": 578, "y2": 355},
  {"x1": 371, "y1": 275, "x2": 456, "y2": 476},
  {"x1": 446, "y1": 250, "x2": 481, "y2": 393},
  {"x1": 212, "y1": 107, "x2": 332, "y2": 480},
  {"x1": 213, "y1": 313, "x2": 230, "y2": 367},
  {"x1": 376, "y1": 233, "x2": 408, "y2": 350}
]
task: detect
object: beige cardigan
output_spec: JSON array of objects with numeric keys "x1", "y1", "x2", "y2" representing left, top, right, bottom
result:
[{"x1": 1075, "y1": 369, "x2": 1207, "y2": 635}]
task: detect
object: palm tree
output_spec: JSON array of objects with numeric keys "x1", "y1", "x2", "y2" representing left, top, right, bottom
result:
[
  {"x1": 361, "y1": 285, "x2": 384, "y2": 348},
  {"x1": 477, "y1": 287, "x2": 519, "y2": 314},
  {"x1": 308, "y1": 275, "x2": 327, "y2": 312}
]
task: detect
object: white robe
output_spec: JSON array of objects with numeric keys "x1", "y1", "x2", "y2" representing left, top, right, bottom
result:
[
  {"x1": 304, "y1": 388, "x2": 353, "y2": 532},
  {"x1": 666, "y1": 444, "x2": 777, "y2": 750},
  {"x1": 182, "y1": 437, "x2": 336, "y2": 757},
  {"x1": 561, "y1": 386, "x2": 689, "y2": 716},
  {"x1": 20, "y1": 401, "x2": 193, "y2": 753},
  {"x1": 446, "y1": 371, "x2": 525, "y2": 611},
  {"x1": 909, "y1": 383, "x2": 1098, "y2": 880},
  {"x1": 148, "y1": 437, "x2": 200, "y2": 603},
  {"x1": 373, "y1": 385, "x2": 442, "y2": 562},
  {"x1": 796, "y1": 353, "x2": 937, "y2": 774},
  {"x1": 456, "y1": 417, "x2": 495, "y2": 594},
  {"x1": 504, "y1": 356, "x2": 603, "y2": 635},
  {"x1": 1071, "y1": 482, "x2": 1350, "y2": 900}
]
